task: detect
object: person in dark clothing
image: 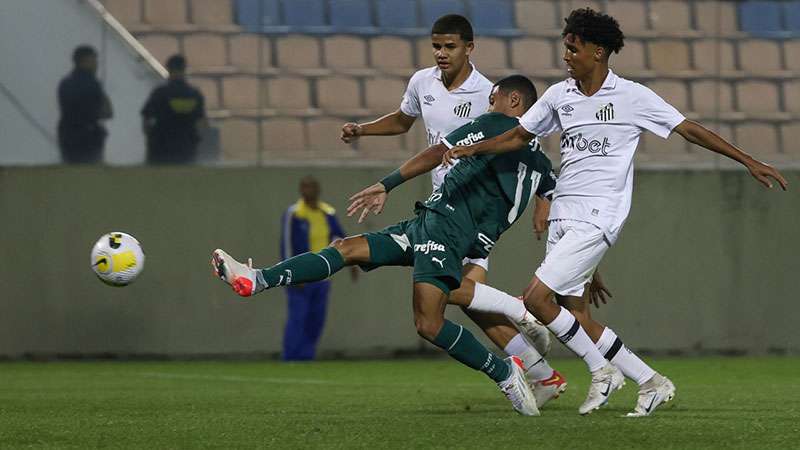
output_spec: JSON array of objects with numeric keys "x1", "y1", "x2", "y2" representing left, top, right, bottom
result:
[
  {"x1": 57, "y1": 45, "x2": 113, "y2": 164},
  {"x1": 141, "y1": 55, "x2": 206, "y2": 164}
]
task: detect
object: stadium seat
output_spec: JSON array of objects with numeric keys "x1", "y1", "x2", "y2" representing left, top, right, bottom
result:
[
  {"x1": 375, "y1": 0, "x2": 422, "y2": 35},
  {"x1": 738, "y1": 1, "x2": 784, "y2": 38},
  {"x1": 646, "y1": 80, "x2": 689, "y2": 111},
  {"x1": 358, "y1": 134, "x2": 409, "y2": 158},
  {"x1": 558, "y1": 1, "x2": 602, "y2": 20},
  {"x1": 648, "y1": 40, "x2": 691, "y2": 72},
  {"x1": 649, "y1": 1, "x2": 692, "y2": 33},
  {"x1": 189, "y1": 76, "x2": 220, "y2": 110},
  {"x1": 692, "y1": 39, "x2": 736, "y2": 73},
  {"x1": 641, "y1": 132, "x2": 689, "y2": 157},
  {"x1": 220, "y1": 118, "x2": 259, "y2": 161},
  {"x1": 782, "y1": 80, "x2": 800, "y2": 113},
  {"x1": 510, "y1": 38, "x2": 556, "y2": 73},
  {"x1": 611, "y1": 38, "x2": 646, "y2": 72},
  {"x1": 605, "y1": 1, "x2": 647, "y2": 33},
  {"x1": 738, "y1": 39, "x2": 782, "y2": 73},
  {"x1": 222, "y1": 75, "x2": 261, "y2": 109},
  {"x1": 183, "y1": 33, "x2": 228, "y2": 69},
  {"x1": 689, "y1": 80, "x2": 734, "y2": 114},
  {"x1": 228, "y1": 34, "x2": 273, "y2": 71},
  {"x1": 694, "y1": 0, "x2": 738, "y2": 35},
  {"x1": 316, "y1": 76, "x2": 363, "y2": 112},
  {"x1": 470, "y1": 37, "x2": 510, "y2": 74},
  {"x1": 102, "y1": 0, "x2": 142, "y2": 26},
  {"x1": 190, "y1": 0, "x2": 234, "y2": 25},
  {"x1": 405, "y1": 121, "x2": 428, "y2": 150},
  {"x1": 364, "y1": 77, "x2": 407, "y2": 111},
  {"x1": 420, "y1": 0, "x2": 467, "y2": 29},
  {"x1": 262, "y1": 118, "x2": 307, "y2": 153},
  {"x1": 735, "y1": 123, "x2": 779, "y2": 155},
  {"x1": 266, "y1": 77, "x2": 312, "y2": 109},
  {"x1": 735, "y1": 81, "x2": 780, "y2": 114},
  {"x1": 786, "y1": 2, "x2": 800, "y2": 33},
  {"x1": 307, "y1": 117, "x2": 354, "y2": 152},
  {"x1": 779, "y1": 123, "x2": 800, "y2": 155},
  {"x1": 143, "y1": 0, "x2": 187, "y2": 25},
  {"x1": 276, "y1": 36, "x2": 322, "y2": 69},
  {"x1": 369, "y1": 37, "x2": 414, "y2": 73},
  {"x1": 513, "y1": 0, "x2": 559, "y2": 34},
  {"x1": 324, "y1": 36, "x2": 369, "y2": 72},
  {"x1": 467, "y1": 0, "x2": 521, "y2": 37},
  {"x1": 235, "y1": 0, "x2": 283, "y2": 33},
  {"x1": 282, "y1": 0, "x2": 331, "y2": 33},
  {"x1": 329, "y1": 0, "x2": 377, "y2": 34},
  {"x1": 415, "y1": 36, "x2": 435, "y2": 67},
  {"x1": 137, "y1": 34, "x2": 180, "y2": 65},
  {"x1": 783, "y1": 39, "x2": 800, "y2": 71}
]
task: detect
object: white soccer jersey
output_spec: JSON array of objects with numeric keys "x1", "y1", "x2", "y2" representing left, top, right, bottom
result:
[
  {"x1": 519, "y1": 70, "x2": 685, "y2": 244},
  {"x1": 400, "y1": 64, "x2": 493, "y2": 190}
]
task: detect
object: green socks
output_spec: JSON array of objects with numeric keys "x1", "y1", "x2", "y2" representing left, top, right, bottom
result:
[
  {"x1": 433, "y1": 320, "x2": 510, "y2": 383},
  {"x1": 257, "y1": 247, "x2": 345, "y2": 289}
]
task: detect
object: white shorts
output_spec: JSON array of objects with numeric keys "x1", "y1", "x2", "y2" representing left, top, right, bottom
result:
[
  {"x1": 535, "y1": 219, "x2": 609, "y2": 297},
  {"x1": 462, "y1": 257, "x2": 489, "y2": 271}
]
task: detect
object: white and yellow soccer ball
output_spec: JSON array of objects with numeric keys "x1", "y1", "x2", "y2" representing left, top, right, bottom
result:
[{"x1": 90, "y1": 232, "x2": 145, "y2": 286}]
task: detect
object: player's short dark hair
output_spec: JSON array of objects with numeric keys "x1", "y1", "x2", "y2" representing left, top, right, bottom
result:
[
  {"x1": 72, "y1": 45, "x2": 97, "y2": 65},
  {"x1": 562, "y1": 8, "x2": 625, "y2": 56},
  {"x1": 431, "y1": 14, "x2": 474, "y2": 42},
  {"x1": 166, "y1": 54, "x2": 187, "y2": 72},
  {"x1": 494, "y1": 75, "x2": 538, "y2": 110}
]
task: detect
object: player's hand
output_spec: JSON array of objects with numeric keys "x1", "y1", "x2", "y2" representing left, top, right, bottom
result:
[
  {"x1": 533, "y1": 197, "x2": 551, "y2": 241},
  {"x1": 746, "y1": 159, "x2": 788, "y2": 190},
  {"x1": 341, "y1": 122, "x2": 362, "y2": 143},
  {"x1": 589, "y1": 271, "x2": 612, "y2": 309},
  {"x1": 347, "y1": 183, "x2": 388, "y2": 223},
  {"x1": 442, "y1": 145, "x2": 476, "y2": 166}
]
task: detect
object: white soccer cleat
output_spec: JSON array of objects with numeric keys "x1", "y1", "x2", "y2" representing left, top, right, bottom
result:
[
  {"x1": 211, "y1": 249, "x2": 260, "y2": 297},
  {"x1": 513, "y1": 310, "x2": 552, "y2": 357},
  {"x1": 531, "y1": 369, "x2": 568, "y2": 408},
  {"x1": 578, "y1": 362, "x2": 625, "y2": 415},
  {"x1": 625, "y1": 374, "x2": 676, "y2": 417},
  {"x1": 498, "y1": 356, "x2": 540, "y2": 416}
]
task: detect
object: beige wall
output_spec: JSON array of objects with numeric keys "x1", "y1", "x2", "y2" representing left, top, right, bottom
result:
[{"x1": 0, "y1": 167, "x2": 797, "y2": 358}]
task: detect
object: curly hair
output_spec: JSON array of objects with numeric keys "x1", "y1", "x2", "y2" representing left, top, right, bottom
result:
[{"x1": 562, "y1": 8, "x2": 625, "y2": 55}]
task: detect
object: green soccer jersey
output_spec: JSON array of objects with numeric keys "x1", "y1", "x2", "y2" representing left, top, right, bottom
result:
[{"x1": 426, "y1": 112, "x2": 556, "y2": 257}]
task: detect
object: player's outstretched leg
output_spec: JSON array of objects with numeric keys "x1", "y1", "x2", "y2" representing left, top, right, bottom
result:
[
  {"x1": 522, "y1": 276, "x2": 624, "y2": 415},
  {"x1": 563, "y1": 295, "x2": 676, "y2": 416},
  {"x1": 414, "y1": 282, "x2": 539, "y2": 416}
]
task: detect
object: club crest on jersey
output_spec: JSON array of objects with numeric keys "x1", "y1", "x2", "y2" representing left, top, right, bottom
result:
[
  {"x1": 423, "y1": 95, "x2": 436, "y2": 105},
  {"x1": 596, "y1": 103, "x2": 614, "y2": 121},
  {"x1": 414, "y1": 240, "x2": 446, "y2": 254},
  {"x1": 454, "y1": 131, "x2": 485, "y2": 146},
  {"x1": 453, "y1": 102, "x2": 472, "y2": 118}
]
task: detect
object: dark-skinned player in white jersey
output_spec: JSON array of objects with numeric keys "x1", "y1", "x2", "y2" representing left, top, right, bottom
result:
[{"x1": 443, "y1": 8, "x2": 788, "y2": 416}]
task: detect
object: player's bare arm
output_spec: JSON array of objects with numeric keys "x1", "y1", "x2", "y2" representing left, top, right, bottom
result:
[
  {"x1": 347, "y1": 144, "x2": 448, "y2": 222},
  {"x1": 673, "y1": 120, "x2": 788, "y2": 190},
  {"x1": 442, "y1": 125, "x2": 534, "y2": 166},
  {"x1": 533, "y1": 196, "x2": 550, "y2": 241},
  {"x1": 341, "y1": 110, "x2": 416, "y2": 143}
]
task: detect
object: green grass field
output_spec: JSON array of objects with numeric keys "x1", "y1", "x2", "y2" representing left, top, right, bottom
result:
[{"x1": 0, "y1": 357, "x2": 798, "y2": 449}]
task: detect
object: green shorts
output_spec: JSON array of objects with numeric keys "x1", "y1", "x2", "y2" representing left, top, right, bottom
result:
[{"x1": 360, "y1": 208, "x2": 476, "y2": 294}]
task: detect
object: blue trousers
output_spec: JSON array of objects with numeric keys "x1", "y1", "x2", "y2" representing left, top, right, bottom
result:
[{"x1": 282, "y1": 280, "x2": 331, "y2": 361}]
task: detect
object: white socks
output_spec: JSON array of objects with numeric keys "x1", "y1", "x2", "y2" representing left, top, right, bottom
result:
[
  {"x1": 504, "y1": 333, "x2": 553, "y2": 381},
  {"x1": 597, "y1": 327, "x2": 656, "y2": 386},
  {"x1": 469, "y1": 282, "x2": 527, "y2": 321},
  {"x1": 547, "y1": 306, "x2": 607, "y2": 373}
]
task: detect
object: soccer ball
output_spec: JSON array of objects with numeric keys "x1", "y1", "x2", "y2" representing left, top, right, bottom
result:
[{"x1": 90, "y1": 232, "x2": 145, "y2": 286}]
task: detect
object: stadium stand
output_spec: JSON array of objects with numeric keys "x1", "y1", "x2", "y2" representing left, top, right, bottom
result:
[{"x1": 98, "y1": 0, "x2": 800, "y2": 164}]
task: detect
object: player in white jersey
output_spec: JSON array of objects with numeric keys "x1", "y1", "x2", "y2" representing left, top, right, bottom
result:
[
  {"x1": 443, "y1": 8, "x2": 788, "y2": 416},
  {"x1": 340, "y1": 15, "x2": 563, "y2": 405}
]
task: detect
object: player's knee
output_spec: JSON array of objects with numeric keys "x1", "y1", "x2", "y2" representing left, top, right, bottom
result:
[
  {"x1": 329, "y1": 238, "x2": 356, "y2": 262},
  {"x1": 414, "y1": 315, "x2": 443, "y2": 341}
]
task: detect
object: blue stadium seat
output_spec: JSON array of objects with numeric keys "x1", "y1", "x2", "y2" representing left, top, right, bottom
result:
[
  {"x1": 236, "y1": 0, "x2": 284, "y2": 33},
  {"x1": 784, "y1": 1, "x2": 800, "y2": 34},
  {"x1": 375, "y1": 0, "x2": 423, "y2": 35},
  {"x1": 330, "y1": 0, "x2": 378, "y2": 33},
  {"x1": 738, "y1": 1, "x2": 786, "y2": 38},
  {"x1": 467, "y1": 0, "x2": 521, "y2": 37},
  {"x1": 282, "y1": 0, "x2": 331, "y2": 33},
  {"x1": 420, "y1": 0, "x2": 466, "y2": 29}
]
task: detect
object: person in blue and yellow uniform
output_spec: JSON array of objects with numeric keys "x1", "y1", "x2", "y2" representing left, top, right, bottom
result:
[{"x1": 280, "y1": 176, "x2": 358, "y2": 360}]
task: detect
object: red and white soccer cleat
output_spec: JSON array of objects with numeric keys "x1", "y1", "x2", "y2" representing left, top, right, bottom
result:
[
  {"x1": 532, "y1": 369, "x2": 568, "y2": 408},
  {"x1": 211, "y1": 249, "x2": 259, "y2": 297}
]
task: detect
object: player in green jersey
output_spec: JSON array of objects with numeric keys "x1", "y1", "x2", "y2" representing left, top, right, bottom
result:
[{"x1": 211, "y1": 76, "x2": 555, "y2": 416}]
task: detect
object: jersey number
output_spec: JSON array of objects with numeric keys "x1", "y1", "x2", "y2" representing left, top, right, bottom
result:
[{"x1": 507, "y1": 162, "x2": 542, "y2": 224}]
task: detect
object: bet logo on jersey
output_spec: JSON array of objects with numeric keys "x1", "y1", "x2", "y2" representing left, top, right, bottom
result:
[
  {"x1": 561, "y1": 131, "x2": 612, "y2": 155},
  {"x1": 453, "y1": 102, "x2": 472, "y2": 118}
]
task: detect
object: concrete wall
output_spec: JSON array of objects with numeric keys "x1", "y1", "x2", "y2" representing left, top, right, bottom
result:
[
  {"x1": 0, "y1": 0, "x2": 163, "y2": 165},
  {"x1": 0, "y1": 167, "x2": 797, "y2": 358}
]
